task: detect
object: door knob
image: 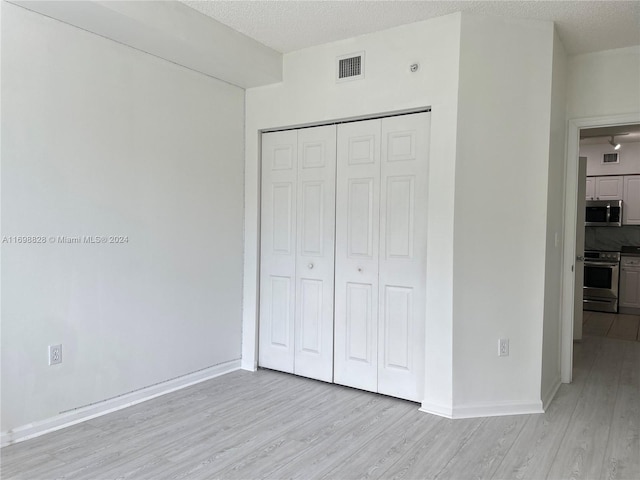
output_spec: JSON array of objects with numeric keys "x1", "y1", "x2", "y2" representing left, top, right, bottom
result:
[
  {"x1": 308, "y1": 263, "x2": 314, "y2": 269},
  {"x1": 576, "y1": 255, "x2": 585, "y2": 262}
]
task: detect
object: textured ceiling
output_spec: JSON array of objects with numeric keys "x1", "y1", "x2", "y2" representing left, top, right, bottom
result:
[{"x1": 181, "y1": 1, "x2": 640, "y2": 54}]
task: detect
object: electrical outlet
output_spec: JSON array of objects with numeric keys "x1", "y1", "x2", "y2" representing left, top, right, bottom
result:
[
  {"x1": 498, "y1": 338, "x2": 509, "y2": 357},
  {"x1": 49, "y1": 344, "x2": 62, "y2": 366}
]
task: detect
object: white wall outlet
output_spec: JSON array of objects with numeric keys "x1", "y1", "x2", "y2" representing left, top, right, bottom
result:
[
  {"x1": 49, "y1": 344, "x2": 62, "y2": 365},
  {"x1": 498, "y1": 338, "x2": 509, "y2": 357}
]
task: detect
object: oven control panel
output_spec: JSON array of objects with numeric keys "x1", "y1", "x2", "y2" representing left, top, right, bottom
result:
[{"x1": 584, "y1": 251, "x2": 621, "y2": 262}]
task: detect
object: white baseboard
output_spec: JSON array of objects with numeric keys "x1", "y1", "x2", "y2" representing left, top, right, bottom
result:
[
  {"x1": 419, "y1": 402, "x2": 454, "y2": 418},
  {"x1": 542, "y1": 376, "x2": 562, "y2": 411},
  {"x1": 1, "y1": 359, "x2": 241, "y2": 448},
  {"x1": 450, "y1": 400, "x2": 544, "y2": 419},
  {"x1": 420, "y1": 399, "x2": 544, "y2": 419},
  {"x1": 241, "y1": 358, "x2": 257, "y2": 372}
]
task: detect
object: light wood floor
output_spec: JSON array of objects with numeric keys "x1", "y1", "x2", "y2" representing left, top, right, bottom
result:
[{"x1": 2, "y1": 334, "x2": 639, "y2": 480}]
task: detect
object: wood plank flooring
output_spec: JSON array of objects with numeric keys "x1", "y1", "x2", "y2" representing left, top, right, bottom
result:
[{"x1": 2, "y1": 334, "x2": 639, "y2": 480}]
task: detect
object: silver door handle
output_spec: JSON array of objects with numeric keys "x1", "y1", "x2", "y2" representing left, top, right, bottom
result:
[
  {"x1": 307, "y1": 263, "x2": 314, "y2": 269},
  {"x1": 576, "y1": 255, "x2": 585, "y2": 261}
]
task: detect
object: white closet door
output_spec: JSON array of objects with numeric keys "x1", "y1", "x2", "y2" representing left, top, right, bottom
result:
[
  {"x1": 294, "y1": 125, "x2": 336, "y2": 382},
  {"x1": 334, "y1": 119, "x2": 381, "y2": 392},
  {"x1": 259, "y1": 130, "x2": 298, "y2": 373},
  {"x1": 378, "y1": 112, "x2": 430, "y2": 401}
]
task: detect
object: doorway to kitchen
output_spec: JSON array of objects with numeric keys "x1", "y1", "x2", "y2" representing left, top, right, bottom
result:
[{"x1": 561, "y1": 113, "x2": 640, "y2": 383}]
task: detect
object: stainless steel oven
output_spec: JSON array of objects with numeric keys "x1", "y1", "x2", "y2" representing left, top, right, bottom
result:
[{"x1": 583, "y1": 250, "x2": 620, "y2": 313}]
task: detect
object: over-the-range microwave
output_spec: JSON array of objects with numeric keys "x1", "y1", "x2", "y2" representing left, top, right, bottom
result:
[{"x1": 585, "y1": 200, "x2": 623, "y2": 227}]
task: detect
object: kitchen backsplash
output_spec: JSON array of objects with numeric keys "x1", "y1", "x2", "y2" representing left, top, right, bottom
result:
[{"x1": 585, "y1": 225, "x2": 640, "y2": 251}]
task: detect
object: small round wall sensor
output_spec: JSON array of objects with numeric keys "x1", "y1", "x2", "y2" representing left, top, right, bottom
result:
[{"x1": 410, "y1": 63, "x2": 419, "y2": 73}]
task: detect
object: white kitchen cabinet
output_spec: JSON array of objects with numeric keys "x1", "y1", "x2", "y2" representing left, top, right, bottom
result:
[
  {"x1": 623, "y1": 175, "x2": 640, "y2": 225},
  {"x1": 619, "y1": 256, "x2": 640, "y2": 314},
  {"x1": 585, "y1": 177, "x2": 595, "y2": 200},
  {"x1": 594, "y1": 176, "x2": 623, "y2": 200}
]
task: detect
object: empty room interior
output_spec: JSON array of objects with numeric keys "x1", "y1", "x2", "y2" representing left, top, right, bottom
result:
[{"x1": 2, "y1": 1, "x2": 640, "y2": 479}]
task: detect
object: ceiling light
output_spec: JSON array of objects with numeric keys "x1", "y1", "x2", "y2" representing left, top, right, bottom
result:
[{"x1": 608, "y1": 136, "x2": 621, "y2": 150}]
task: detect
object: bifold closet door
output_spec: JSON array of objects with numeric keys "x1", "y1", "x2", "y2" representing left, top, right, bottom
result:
[
  {"x1": 377, "y1": 112, "x2": 430, "y2": 402},
  {"x1": 259, "y1": 126, "x2": 336, "y2": 382},
  {"x1": 334, "y1": 112, "x2": 429, "y2": 402},
  {"x1": 334, "y1": 118, "x2": 381, "y2": 392}
]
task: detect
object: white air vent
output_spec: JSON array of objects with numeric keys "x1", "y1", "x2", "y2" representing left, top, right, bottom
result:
[
  {"x1": 603, "y1": 153, "x2": 619, "y2": 164},
  {"x1": 336, "y1": 52, "x2": 365, "y2": 82}
]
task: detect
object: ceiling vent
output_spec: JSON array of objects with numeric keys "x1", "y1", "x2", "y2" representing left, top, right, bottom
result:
[{"x1": 336, "y1": 52, "x2": 365, "y2": 83}]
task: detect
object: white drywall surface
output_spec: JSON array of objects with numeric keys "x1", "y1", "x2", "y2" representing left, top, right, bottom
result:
[
  {"x1": 452, "y1": 13, "x2": 554, "y2": 412},
  {"x1": 582, "y1": 141, "x2": 640, "y2": 176},
  {"x1": 9, "y1": 0, "x2": 282, "y2": 88},
  {"x1": 567, "y1": 46, "x2": 640, "y2": 120},
  {"x1": 1, "y1": 3, "x2": 245, "y2": 432}
]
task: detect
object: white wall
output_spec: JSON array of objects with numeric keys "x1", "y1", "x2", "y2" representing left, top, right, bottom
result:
[
  {"x1": 243, "y1": 13, "x2": 463, "y2": 413},
  {"x1": 1, "y1": 3, "x2": 244, "y2": 433},
  {"x1": 567, "y1": 46, "x2": 640, "y2": 119},
  {"x1": 581, "y1": 141, "x2": 640, "y2": 176},
  {"x1": 541, "y1": 29, "x2": 568, "y2": 406},
  {"x1": 452, "y1": 13, "x2": 554, "y2": 414}
]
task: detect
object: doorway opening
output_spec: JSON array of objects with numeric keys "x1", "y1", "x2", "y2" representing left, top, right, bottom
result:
[{"x1": 561, "y1": 114, "x2": 640, "y2": 383}]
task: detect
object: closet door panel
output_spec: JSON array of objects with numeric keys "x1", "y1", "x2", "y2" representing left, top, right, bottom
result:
[
  {"x1": 345, "y1": 282, "x2": 374, "y2": 363},
  {"x1": 378, "y1": 112, "x2": 430, "y2": 402},
  {"x1": 334, "y1": 119, "x2": 381, "y2": 392},
  {"x1": 294, "y1": 125, "x2": 336, "y2": 382},
  {"x1": 259, "y1": 130, "x2": 298, "y2": 373},
  {"x1": 383, "y1": 285, "x2": 412, "y2": 370}
]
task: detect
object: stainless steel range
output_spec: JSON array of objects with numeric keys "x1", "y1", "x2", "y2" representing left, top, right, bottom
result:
[{"x1": 583, "y1": 250, "x2": 620, "y2": 313}]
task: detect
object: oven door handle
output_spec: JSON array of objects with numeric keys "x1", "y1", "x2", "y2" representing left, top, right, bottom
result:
[{"x1": 584, "y1": 261, "x2": 619, "y2": 268}]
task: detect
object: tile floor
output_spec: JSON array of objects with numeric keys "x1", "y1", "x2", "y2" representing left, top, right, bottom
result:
[{"x1": 583, "y1": 310, "x2": 640, "y2": 342}]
